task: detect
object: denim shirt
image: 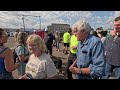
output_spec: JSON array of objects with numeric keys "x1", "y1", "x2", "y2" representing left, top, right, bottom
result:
[{"x1": 77, "y1": 34, "x2": 105, "y2": 78}]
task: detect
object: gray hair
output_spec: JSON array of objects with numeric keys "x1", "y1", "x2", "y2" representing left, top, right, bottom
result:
[
  {"x1": 71, "y1": 25, "x2": 77, "y2": 33},
  {"x1": 73, "y1": 20, "x2": 92, "y2": 33}
]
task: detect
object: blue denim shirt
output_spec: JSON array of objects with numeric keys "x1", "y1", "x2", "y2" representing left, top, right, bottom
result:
[{"x1": 77, "y1": 34, "x2": 105, "y2": 79}]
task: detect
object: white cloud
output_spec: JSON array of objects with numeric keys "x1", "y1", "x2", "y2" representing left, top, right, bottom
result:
[
  {"x1": 0, "y1": 11, "x2": 117, "y2": 30},
  {"x1": 0, "y1": 11, "x2": 93, "y2": 29},
  {"x1": 96, "y1": 20, "x2": 102, "y2": 24},
  {"x1": 114, "y1": 11, "x2": 120, "y2": 18}
]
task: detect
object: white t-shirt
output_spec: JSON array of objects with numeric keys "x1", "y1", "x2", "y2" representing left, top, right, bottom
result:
[{"x1": 25, "y1": 53, "x2": 57, "y2": 79}]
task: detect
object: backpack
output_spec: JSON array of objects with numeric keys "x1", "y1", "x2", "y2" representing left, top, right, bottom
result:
[
  {"x1": 51, "y1": 56, "x2": 62, "y2": 72},
  {"x1": 0, "y1": 47, "x2": 8, "y2": 73}
]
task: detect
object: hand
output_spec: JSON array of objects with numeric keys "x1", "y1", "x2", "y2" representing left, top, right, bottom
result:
[
  {"x1": 18, "y1": 74, "x2": 30, "y2": 79},
  {"x1": 69, "y1": 63, "x2": 74, "y2": 70},
  {"x1": 71, "y1": 46, "x2": 77, "y2": 50},
  {"x1": 110, "y1": 30, "x2": 116, "y2": 37},
  {"x1": 16, "y1": 57, "x2": 20, "y2": 63},
  {"x1": 116, "y1": 32, "x2": 120, "y2": 36},
  {"x1": 69, "y1": 66, "x2": 79, "y2": 74}
]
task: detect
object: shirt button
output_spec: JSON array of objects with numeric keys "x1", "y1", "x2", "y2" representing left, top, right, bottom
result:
[
  {"x1": 112, "y1": 44, "x2": 113, "y2": 45},
  {"x1": 111, "y1": 48, "x2": 112, "y2": 49}
]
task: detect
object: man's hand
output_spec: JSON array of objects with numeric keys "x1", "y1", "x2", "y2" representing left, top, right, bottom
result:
[
  {"x1": 71, "y1": 45, "x2": 77, "y2": 50},
  {"x1": 110, "y1": 30, "x2": 116, "y2": 37},
  {"x1": 116, "y1": 32, "x2": 120, "y2": 36},
  {"x1": 69, "y1": 66, "x2": 79, "y2": 74}
]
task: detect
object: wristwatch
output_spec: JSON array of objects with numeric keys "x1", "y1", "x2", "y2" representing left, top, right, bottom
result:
[{"x1": 78, "y1": 68, "x2": 82, "y2": 74}]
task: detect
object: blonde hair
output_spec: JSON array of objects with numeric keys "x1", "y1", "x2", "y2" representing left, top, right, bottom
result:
[
  {"x1": 73, "y1": 20, "x2": 92, "y2": 33},
  {"x1": 0, "y1": 28, "x2": 8, "y2": 44},
  {"x1": 0, "y1": 28, "x2": 8, "y2": 37},
  {"x1": 26, "y1": 34, "x2": 47, "y2": 53},
  {"x1": 14, "y1": 32, "x2": 19, "y2": 41},
  {"x1": 16, "y1": 32, "x2": 28, "y2": 44}
]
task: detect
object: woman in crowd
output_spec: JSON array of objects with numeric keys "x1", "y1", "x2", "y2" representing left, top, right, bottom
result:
[
  {"x1": 15, "y1": 32, "x2": 30, "y2": 76},
  {"x1": 19, "y1": 34, "x2": 57, "y2": 79},
  {"x1": 14, "y1": 29, "x2": 20, "y2": 42},
  {"x1": 0, "y1": 28, "x2": 19, "y2": 79},
  {"x1": 99, "y1": 30, "x2": 108, "y2": 44}
]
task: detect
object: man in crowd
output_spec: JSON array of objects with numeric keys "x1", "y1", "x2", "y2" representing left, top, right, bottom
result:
[
  {"x1": 69, "y1": 20, "x2": 105, "y2": 79},
  {"x1": 102, "y1": 16, "x2": 120, "y2": 79},
  {"x1": 63, "y1": 30, "x2": 71, "y2": 54},
  {"x1": 66, "y1": 26, "x2": 79, "y2": 79},
  {"x1": 44, "y1": 29, "x2": 55, "y2": 57}
]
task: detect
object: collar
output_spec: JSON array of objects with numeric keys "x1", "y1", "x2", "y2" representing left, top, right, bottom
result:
[{"x1": 81, "y1": 34, "x2": 91, "y2": 45}]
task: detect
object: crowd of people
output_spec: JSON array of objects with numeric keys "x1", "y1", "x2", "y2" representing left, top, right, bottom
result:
[{"x1": 0, "y1": 15, "x2": 120, "y2": 79}]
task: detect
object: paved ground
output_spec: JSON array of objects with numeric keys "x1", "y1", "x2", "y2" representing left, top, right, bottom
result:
[{"x1": 5, "y1": 37, "x2": 115, "y2": 79}]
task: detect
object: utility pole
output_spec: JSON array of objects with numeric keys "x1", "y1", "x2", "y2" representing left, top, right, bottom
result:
[
  {"x1": 38, "y1": 16, "x2": 41, "y2": 30},
  {"x1": 35, "y1": 16, "x2": 41, "y2": 30},
  {"x1": 19, "y1": 14, "x2": 41, "y2": 31},
  {"x1": 22, "y1": 15, "x2": 25, "y2": 32}
]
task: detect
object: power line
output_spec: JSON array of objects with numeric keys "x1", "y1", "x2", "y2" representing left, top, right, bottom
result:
[
  {"x1": 8, "y1": 13, "x2": 42, "y2": 31},
  {"x1": 20, "y1": 14, "x2": 41, "y2": 30}
]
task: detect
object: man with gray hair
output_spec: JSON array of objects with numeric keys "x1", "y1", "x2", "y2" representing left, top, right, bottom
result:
[{"x1": 69, "y1": 20, "x2": 105, "y2": 79}]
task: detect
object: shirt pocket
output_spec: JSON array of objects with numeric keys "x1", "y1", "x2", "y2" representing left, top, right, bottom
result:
[{"x1": 80, "y1": 52, "x2": 90, "y2": 67}]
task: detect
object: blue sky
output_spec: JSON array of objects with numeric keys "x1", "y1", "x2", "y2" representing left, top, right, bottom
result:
[
  {"x1": 91, "y1": 11, "x2": 114, "y2": 17},
  {"x1": 0, "y1": 11, "x2": 119, "y2": 30}
]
